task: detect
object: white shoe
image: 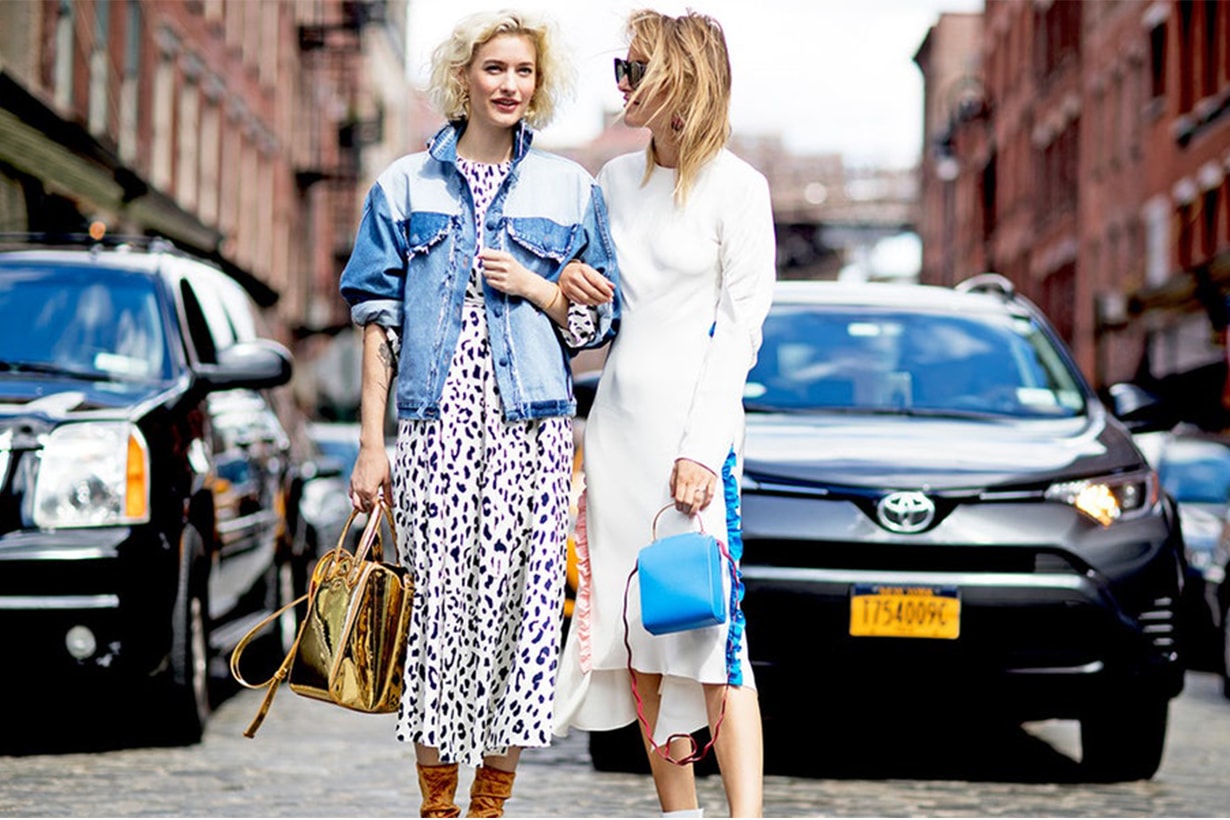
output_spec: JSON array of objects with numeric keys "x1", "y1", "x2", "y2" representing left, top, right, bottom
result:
[{"x1": 662, "y1": 810, "x2": 703, "y2": 818}]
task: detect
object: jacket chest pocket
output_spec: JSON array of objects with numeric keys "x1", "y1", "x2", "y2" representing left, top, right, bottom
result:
[
  {"x1": 406, "y1": 211, "x2": 453, "y2": 258},
  {"x1": 505, "y1": 217, "x2": 578, "y2": 268}
]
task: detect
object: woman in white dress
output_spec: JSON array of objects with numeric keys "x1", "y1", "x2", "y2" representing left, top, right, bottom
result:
[{"x1": 552, "y1": 9, "x2": 776, "y2": 817}]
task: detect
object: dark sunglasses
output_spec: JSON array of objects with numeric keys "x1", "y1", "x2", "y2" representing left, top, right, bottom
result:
[{"x1": 614, "y1": 58, "x2": 649, "y2": 89}]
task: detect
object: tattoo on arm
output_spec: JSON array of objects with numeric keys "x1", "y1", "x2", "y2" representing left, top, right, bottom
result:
[{"x1": 378, "y1": 340, "x2": 397, "y2": 375}]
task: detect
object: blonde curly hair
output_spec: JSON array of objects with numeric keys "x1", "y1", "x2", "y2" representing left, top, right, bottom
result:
[{"x1": 428, "y1": 9, "x2": 574, "y2": 130}]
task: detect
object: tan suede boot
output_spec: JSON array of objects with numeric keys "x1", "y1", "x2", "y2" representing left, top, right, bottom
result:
[
  {"x1": 416, "y1": 762, "x2": 461, "y2": 818},
  {"x1": 465, "y1": 765, "x2": 517, "y2": 818}
]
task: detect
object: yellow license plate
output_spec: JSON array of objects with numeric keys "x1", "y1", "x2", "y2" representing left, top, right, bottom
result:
[{"x1": 849, "y1": 584, "x2": 961, "y2": 639}]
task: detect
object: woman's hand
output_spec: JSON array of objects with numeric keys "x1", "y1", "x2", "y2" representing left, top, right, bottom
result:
[
  {"x1": 349, "y1": 443, "x2": 392, "y2": 512},
  {"x1": 479, "y1": 249, "x2": 539, "y2": 298},
  {"x1": 560, "y1": 260, "x2": 614, "y2": 306},
  {"x1": 670, "y1": 458, "x2": 717, "y2": 516}
]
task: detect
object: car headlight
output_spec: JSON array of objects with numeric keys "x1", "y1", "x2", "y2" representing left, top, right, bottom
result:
[
  {"x1": 1044, "y1": 470, "x2": 1157, "y2": 527},
  {"x1": 34, "y1": 423, "x2": 150, "y2": 528}
]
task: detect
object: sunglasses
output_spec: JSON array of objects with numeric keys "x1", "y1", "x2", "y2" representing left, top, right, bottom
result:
[{"x1": 613, "y1": 58, "x2": 649, "y2": 89}]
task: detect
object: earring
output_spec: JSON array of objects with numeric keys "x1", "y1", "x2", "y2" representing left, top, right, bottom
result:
[{"x1": 671, "y1": 113, "x2": 684, "y2": 132}]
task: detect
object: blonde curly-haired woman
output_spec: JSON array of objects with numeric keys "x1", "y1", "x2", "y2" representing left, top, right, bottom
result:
[{"x1": 340, "y1": 9, "x2": 620, "y2": 817}]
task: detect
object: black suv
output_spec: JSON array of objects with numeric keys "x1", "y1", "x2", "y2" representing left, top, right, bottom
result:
[
  {"x1": 583, "y1": 274, "x2": 1185, "y2": 782},
  {"x1": 0, "y1": 240, "x2": 298, "y2": 746}
]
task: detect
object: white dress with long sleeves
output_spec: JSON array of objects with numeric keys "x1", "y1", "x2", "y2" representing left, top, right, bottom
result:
[{"x1": 553, "y1": 149, "x2": 777, "y2": 743}]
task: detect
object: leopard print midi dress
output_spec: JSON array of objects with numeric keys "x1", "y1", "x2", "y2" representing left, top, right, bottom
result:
[{"x1": 391, "y1": 157, "x2": 595, "y2": 766}]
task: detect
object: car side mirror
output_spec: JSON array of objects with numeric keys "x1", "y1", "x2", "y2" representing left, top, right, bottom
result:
[
  {"x1": 1106, "y1": 382, "x2": 1172, "y2": 433},
  {"x1": 196, "y1": 340, "x2": 293, "y2": 392}
]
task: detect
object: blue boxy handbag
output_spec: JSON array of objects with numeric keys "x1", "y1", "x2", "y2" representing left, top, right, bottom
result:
[
  {"x1": 636, "y1": 505, "x2": 730, "y2": 635},
  {"x1": 622, "y1": 504, "x2": 740, "y2": 768}
]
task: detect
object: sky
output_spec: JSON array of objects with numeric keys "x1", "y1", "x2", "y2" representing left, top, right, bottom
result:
[{"x1": 407, "y1": 0, "x2": 984, "y2": 168}]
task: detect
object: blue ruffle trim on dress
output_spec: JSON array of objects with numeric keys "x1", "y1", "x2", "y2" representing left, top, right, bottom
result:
[{"x1": 721, "y1": 447, "x2": 746, "y2": 686}]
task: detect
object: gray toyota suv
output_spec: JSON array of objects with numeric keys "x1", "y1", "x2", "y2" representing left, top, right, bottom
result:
[{"x1": 584, "y1": 274, "x2": 1185, "y2": 782}]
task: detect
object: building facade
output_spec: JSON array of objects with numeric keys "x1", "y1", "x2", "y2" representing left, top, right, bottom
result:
[
  {"x1": 917, "y1": 0, "x2": 1230, "y2": 427},
  {"x1": 0, "y1": 0, "x2": 408, "y2": 367}
]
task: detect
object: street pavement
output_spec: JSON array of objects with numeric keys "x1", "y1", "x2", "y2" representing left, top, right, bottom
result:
[{"x1": 2, "y1": 672, "x2": 1230, "y2": 817}]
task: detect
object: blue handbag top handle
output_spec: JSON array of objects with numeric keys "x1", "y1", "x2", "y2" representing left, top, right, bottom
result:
[{"x1": 650, "y1": 502, "x2": 707, "y2": 539}]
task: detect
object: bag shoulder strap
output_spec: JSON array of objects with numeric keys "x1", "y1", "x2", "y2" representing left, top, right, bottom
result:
[
  {"x1": 228, "y1": 593, "x2": 309, "y2": 737},
  {"x1": 228, "y1": 501, "x2": 397, "y2": 738},
  {"x1": 621, "y1": 532, "x2": 739, "y2": 766}
]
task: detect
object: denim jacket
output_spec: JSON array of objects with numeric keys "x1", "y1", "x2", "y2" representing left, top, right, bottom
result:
[{"x1": 340, "y1": 122, "x2": 621, "y2": 422}]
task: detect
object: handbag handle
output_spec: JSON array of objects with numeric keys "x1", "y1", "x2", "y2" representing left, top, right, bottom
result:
[
  {"x1": 650, "y1": 503, "x2": 707, "y2": 541},
  {"x1": 229, "y1": 498, "x2": 396, "y2": 738},
  {"x1": 313, "y1": 501, "x2": 397, "y2": 587},
  {"x1": 621, "y1": 524, "x2": 739, "y2": 767}
]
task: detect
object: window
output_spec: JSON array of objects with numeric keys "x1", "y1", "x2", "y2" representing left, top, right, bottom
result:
[
  {"x1": 0, "y1": 266, "x2": 170, "y2": 383},
  {"x1": 745, "y1": 306, "x2": 1084, "y2": 418},
  {"x1": 1178, "y1": 0, "x2": 1195, "y2": 113},
  {"x1": 53, "y1": 0, "x2": 75, "y2": 111},
  {"x1": 1204, "y1": 0, "x2": 1219, "y2": 100},
  {"x1": 151, "y1": 28, "x2": 179, "y2": 191},
  {"x1": 176, "y1": 67, "x2": 201, "y2": 209},
  {"x1": 1202, "y1": 188, "x2": 1219, "y2": 258},
  {"x1": 87, "y1": 0, "x2": 110, "y2": 135},
  {"x1": 119, "y1": 0, "x2": 142, "y2": 164},
  {"x1": 1149, "y1": 23, "x2": 1167, "y2": 99}
]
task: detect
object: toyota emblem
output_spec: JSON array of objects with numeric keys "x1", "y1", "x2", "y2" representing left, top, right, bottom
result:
[{"x1": 876, "y1": 491, "x2": 936, "y2": 533}]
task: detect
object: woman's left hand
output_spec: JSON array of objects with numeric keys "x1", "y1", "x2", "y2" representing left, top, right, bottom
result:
[
  {"x1": 479, "y1": 249, "x2": 536, "y2": 298},
  {"x1": 671, "y1": 458, "x2": 717, "y2": 516}
]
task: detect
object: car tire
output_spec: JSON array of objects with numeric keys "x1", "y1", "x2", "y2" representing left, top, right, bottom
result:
[
  {"x1": 160, "y1": 526, "x2": 212, "y2": 746},
  {"x1": 587, "y1": 722, "x2": 720, "y2": 776},
  {"x1": 588, "y1": 724, "x2": 651, "y2": 774},
  {"x1": 1080, "y1": 690, "x2": 1168, "y2": 782},
  {"x1": 1222, "y1": 600, "x2": 1230, "y2": 700},
  {"x1": 275, "y1": 559, "x2": 302, "y2": 655}
]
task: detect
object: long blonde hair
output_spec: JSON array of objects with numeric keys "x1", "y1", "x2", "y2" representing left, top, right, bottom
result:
[
  {"x1": 626, "y1": 9, "x2": 732, "y2": 204},
  {"x1": 428, "y1": 9, "x2": 574, "y2": 130}
]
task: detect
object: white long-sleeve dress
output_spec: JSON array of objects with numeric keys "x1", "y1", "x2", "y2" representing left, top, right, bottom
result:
[{"x1": 553, "y1": 149, "x2": 777, "y2": 743}]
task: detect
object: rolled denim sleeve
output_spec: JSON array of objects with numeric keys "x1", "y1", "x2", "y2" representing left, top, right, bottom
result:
[
  {"x1": 568, "y1": 184, "x2": 621, "y2": 349},
  {"x1": 339, "y1": 183, "x2": 408, "y2": 329}
]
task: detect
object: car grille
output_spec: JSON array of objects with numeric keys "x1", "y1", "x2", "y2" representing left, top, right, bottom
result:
[{"x1": 742, "y1": 538, "x2": 1086, "y2": 575}]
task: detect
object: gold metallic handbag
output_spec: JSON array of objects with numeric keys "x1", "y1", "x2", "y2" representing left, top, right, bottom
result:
[{"x1": 230, "y1": 501, "x2": 414, "y2": 737}]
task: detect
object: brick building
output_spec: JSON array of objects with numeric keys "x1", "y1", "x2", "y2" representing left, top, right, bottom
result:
[
  {"x1": 0, "y1": 0, "x2": 408, "y2": 360},
  {"x1": 917, "y1": 0, "x2": 1230, "y2": 428}
]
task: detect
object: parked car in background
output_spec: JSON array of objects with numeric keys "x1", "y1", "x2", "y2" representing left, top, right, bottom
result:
[
  {"x1": 296, "y1": 421, "x2": 363, "y2": 557},
  {"x1": 0, "y1": 239, "x2": 298, "y2": 747},
  {"x1": 580, "y1": 275, "x2": 1186, "y2": 782},
  {"x1": 294, "y1": 421, "x2": 404, "y2": 560},
  {"x1": 1135, "y1": 426, "x2": 1230, "y2": 672}
]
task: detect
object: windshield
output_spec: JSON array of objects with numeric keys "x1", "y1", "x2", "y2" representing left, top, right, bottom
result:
[
  {"x1": 0, "y1": 265, "x2": 172, "y2": 383},
  {"x1": 745, "y1": 304, "x2": 1087, "y2": 419}
]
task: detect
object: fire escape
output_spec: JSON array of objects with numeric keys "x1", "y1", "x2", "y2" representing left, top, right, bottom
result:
[{"x1": 294, "y1": 0, "x2": 386, "y2": 333}]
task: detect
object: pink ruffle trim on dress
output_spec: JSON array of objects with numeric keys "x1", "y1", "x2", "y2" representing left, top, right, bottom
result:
[{"x1": 574, "y1": 488, "x2": 594, "y2": 673}]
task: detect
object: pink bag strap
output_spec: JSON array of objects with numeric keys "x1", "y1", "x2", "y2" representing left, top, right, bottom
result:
[{"x1": 620, "y1": 505, "x2": 740, "y2": 767}]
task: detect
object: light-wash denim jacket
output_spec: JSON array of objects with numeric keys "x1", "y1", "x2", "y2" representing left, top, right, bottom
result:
[{"x1": 340, "y1": 122, "x2": 621, "y2": 422}]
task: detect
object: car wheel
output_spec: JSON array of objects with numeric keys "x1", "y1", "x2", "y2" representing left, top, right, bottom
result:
[
  {"x1": 588, "y1": 723, "x2": 651, "y2": 774},
  {"x1": 160, "y1": 526, "x2": 212, "y2": 746},
  {"x1": 1222, "y1": 600, "x2": 1230, "y2": 700},
  {"x1": 164, "y1": 588, "x2": 211, "y2": 745},
  {"x1": 275, "y1": 559, "x2": 301, "y2": 654},
  {"x1": 1080, "y1": 690, "x2": 1168, "y2": 782}
]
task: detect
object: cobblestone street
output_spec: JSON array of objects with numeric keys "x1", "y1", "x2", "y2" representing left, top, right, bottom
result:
[{"x1": 2, "y1": 672, "x2": 1229, "y2": 817}]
